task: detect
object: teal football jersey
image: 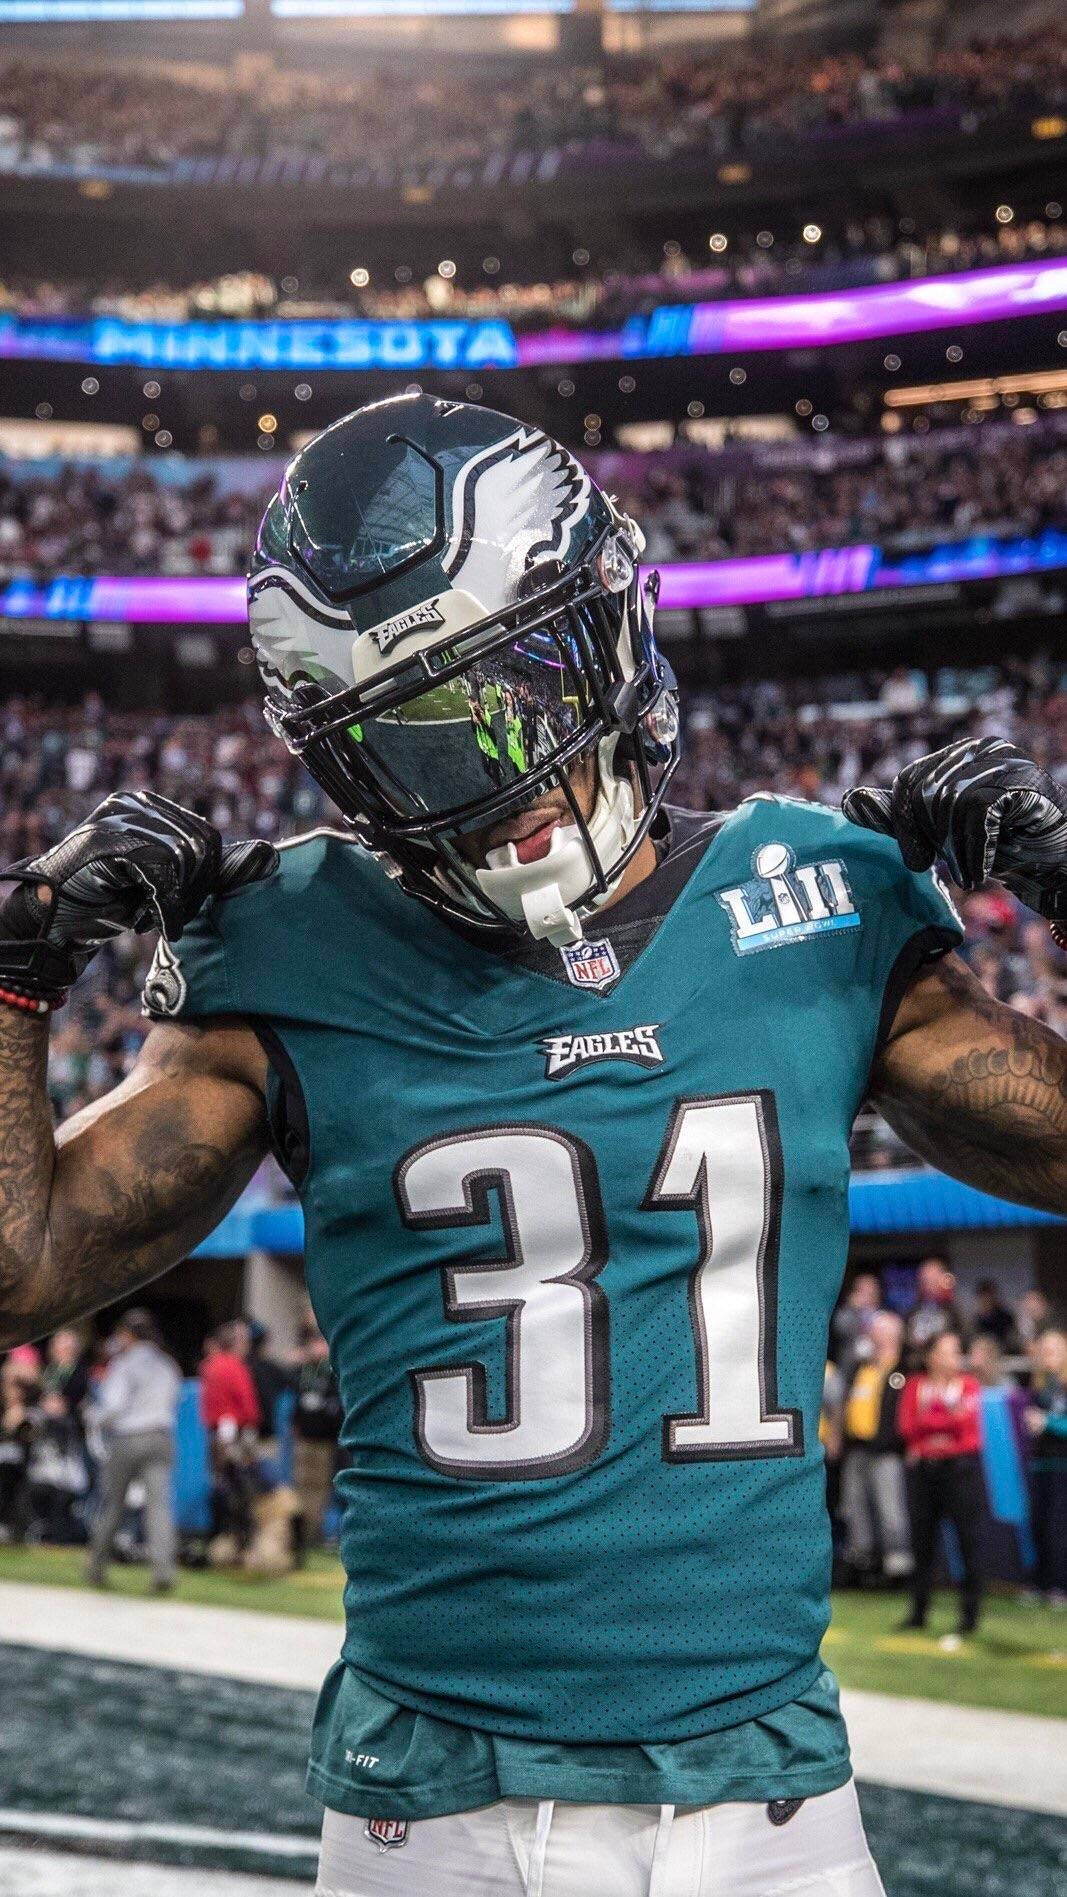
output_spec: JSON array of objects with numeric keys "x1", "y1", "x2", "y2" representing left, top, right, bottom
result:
[{"x1": 158, "y1": 797, "x2": 960, "y2": 1761}]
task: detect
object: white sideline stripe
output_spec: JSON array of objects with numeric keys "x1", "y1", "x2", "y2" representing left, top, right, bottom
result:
[
  {"x1": 0, "y1": 1811, "x2": 315, "y2": 1860},
  {"x1": 2, "y1": 1582, "x2": 1064, "y2": 1816},
  {"x1": 0, "y1": 1845, "x2": 310, "y2": 1895},
  {"x1": 0, "y1": 1580, "x2": 342, "y2": 1690},
  {"x1": 841, "y1": 1688, "x2": 1067, "y2": 1817}
]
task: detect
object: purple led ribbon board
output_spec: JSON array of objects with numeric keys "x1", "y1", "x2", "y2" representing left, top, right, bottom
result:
[
  {"x1": 4, "y1": 530, "x2": 1066, "y2": 624},
  {"x1": 519, "y1": 257, "x2": 1067, "y2": 364}
]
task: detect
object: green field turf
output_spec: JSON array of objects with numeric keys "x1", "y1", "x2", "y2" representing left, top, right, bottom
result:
[
  {"x1": 826, "y1": 1588, "x2": 1067, "y2": 1720},
  {"x1": 0, "y1": 1543, "x2": 345, "y2": 1623},
  {"x1": 1, "y1": 1544, "x2": 1063, "y2": 1718}
]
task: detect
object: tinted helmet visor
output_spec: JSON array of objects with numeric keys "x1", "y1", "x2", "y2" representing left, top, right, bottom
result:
[
  {"x1": 350, "y1": 614, "x2": 609, "y2": 830},
  {"x1": 278, "y1": 579, "x2": 626, "y2": 842}
]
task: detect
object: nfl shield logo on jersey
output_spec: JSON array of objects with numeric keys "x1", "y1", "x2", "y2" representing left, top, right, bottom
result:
[
  {"x1": 560, "y1": 937, "x2": 621, "y2": 993},
  {"x1": 364, "y1": 1818, "x2": 409, "y2": 1853}
]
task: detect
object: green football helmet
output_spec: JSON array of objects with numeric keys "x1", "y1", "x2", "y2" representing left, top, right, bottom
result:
[{"x1": 249, "y1": 393, "x2": 679, "y2": 945}]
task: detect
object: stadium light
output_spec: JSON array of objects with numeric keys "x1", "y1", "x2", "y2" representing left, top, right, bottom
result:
[{"x1": 885, "y1": 368, "x2": 1067, "y2": 406}]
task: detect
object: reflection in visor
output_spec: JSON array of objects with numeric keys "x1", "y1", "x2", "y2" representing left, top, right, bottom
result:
[{"x1": 352, "y1": 624, "x2": 594, "y2": 824}]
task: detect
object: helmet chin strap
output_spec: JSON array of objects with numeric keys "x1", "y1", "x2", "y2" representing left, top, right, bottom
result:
[{"x1": 473, "y1": 736, "x2": 638, "y2": 948}]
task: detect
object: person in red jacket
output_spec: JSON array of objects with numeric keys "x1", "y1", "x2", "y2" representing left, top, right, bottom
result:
[
  {"x1": 897, "y1": 1330, "x2": 985, "y2": 1637},
  {"x1": 200, "y1": 1321, "x2": 261, "y2": 1435},
  {"x1": 199, "y1": 1320, "x2": 262, "y2": 1560}
]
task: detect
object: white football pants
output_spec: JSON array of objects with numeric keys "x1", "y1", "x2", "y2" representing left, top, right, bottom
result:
[{"x1": 316, "y1": 1780, "x2": 886, "y2": 1897}]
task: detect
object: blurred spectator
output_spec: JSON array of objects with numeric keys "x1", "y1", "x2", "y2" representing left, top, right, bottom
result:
[
  {"x1": 840, "y1": 1311, "x2": 912, "y2": 1585},
  {"x1": 898, "y1": 1331, "x2": 985, "y2": 1635},
  {"x1": 970, "y1": 1333, "x2": 1031, "y2": 1474},
  {"x1": 972, "y1": 1278, "x2": 1018, "y2": 1350},
  {"x1": 972, "y1": 1333, "x2": 1020, "y2": 1397},
  {"x1": 1025, "y1": 1329, "x2": 1067, "y2": 1605},
  {"x1": 85, "y1": 1308, "x2": 181, "y2": 1592},
  {"x1": 201, "y1": 1319, "x2": 262, "y2": 1562},
  {"x1": 904, "y1": 1258, "x2": 966, "y2": 1367},
  {"x1": 246, "y1": 1321, "x2": 289, "y2": 1445},
  {"x1": 41, "y1": 1326, "x2": 89, "y2": 1413},
  {"x1": 290, "y1": 1314, "x2": 343, "y2": 1558},
  {"x1": 830, "y1": 1271, "x2": 882, "y2": 1379},
  {"x1": 1018, "y1": 1289, "x2": 1053, "y2": 1354},
  {"x1": 27, "y1": 1329, "x2": 90, "y2": 1544},
  {"x1": 0, "y1": 1352, "x2": 37, "y2": 1543},
  {"x1": 200, "y1": 1319, "x2": 261, "y2": 1437}
]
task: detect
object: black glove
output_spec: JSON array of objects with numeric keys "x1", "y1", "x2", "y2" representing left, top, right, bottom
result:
[
  {"x1": 0, "y1": 790, "x2": 278, "y2": 1004},
  {"x1": 842, "y1": 736, "x2": 1067, "y2": 922}
]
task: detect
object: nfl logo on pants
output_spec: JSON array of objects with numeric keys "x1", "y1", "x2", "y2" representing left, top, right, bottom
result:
[{"x1": 364, "y1": 1817, "x2": 409, "y2": 1853}]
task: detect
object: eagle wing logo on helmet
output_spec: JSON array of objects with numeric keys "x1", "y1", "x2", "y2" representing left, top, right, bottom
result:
[
  {"x1": 443, "y1": 427, "x2": 591, "y2": 610},
  {"x1": 248, "y1": 565, "x2": 352, "y2": 693}
]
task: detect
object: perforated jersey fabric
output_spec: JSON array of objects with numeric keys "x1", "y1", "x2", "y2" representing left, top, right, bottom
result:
[{"x1": 153, "y1": 797, "x2": 961, "y2": 1808}]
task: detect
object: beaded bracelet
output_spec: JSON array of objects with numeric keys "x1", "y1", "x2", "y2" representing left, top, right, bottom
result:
[{"x1": 0, "y1": 985, "x2": 61, "y2": 1016}]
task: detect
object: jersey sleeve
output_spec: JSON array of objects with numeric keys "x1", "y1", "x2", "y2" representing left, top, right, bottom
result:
[
  {"x1": 831, "y1": 810, "x2": 965, "y2": 1062},
  {"x1": 139, "y1": 831, "x2": 339, "y2": 1027}
]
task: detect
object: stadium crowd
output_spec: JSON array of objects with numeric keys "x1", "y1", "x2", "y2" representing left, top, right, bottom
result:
[
  {"x1": 0, "y1": 28, "x2": 1064, "y2": 179},
  {"x1": 612, "y1": 424, "x2": 1067, "y2": 563},
  {"x1": 3, "y1": 422, "x2": 1065, "y2": 578},
  {"x1": 2, "y1": 210, "x2": 1061, "y2": 330},
  {"x1": 0, "y1": 1305, "x2": 345, "y2": 1581},
  {"x1": 820, "y1": 1269, "x2": 1067, "y2": 1621}
]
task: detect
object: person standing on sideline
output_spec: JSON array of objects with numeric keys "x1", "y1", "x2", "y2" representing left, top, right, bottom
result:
[
  {"x1": 1025, "y1": 1329, "x2": 1067, "y2": 1606},
  {"x1": 247, "y1": 1320, "x2": 288, "y2": 1445},
  {"x1": 291, "y1": 1315, "x2": 343, "y2": 1558},
  {"x1": 200, "y1": 1320, "x2": 261, "y2": 1439},
  {"x1": 898, "y1": 1331, "x2": 985, "y2": 1636},
  {"x1": 840, "y1": 1312, "x2": 912, "y2": 1585},
  {"x1": 904, "y1": 1258, "x2": 965, "y2": 1369},
  {"x1": 969, "y1": 1334, "x2": 1030, "y2": 1452},
  {"x1": 200, "y1": 1319, "x2": 262, "y2": 1560},
  {"x1": 86, "y1": 1309, "x2": 181, "y2": 1592},
  {"x1": 830, "y1": 1273, "x2": 881, "y2": 1384},
  {"x1": 1017, "y1": 1290, "x2": 1052, "y2": 1359},
  {"x1": 971, "y1": 1279, "x2": 1017, "y2": 1352}
]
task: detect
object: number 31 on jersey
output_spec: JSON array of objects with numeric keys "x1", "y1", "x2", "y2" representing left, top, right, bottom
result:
[{"x1": 395, "y1": 1092, "x2": 803, "y2": 1481}]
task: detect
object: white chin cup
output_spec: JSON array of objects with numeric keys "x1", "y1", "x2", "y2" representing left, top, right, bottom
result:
[{"x1": 473, "y1": 738, "x2": 637, "y2": 947}]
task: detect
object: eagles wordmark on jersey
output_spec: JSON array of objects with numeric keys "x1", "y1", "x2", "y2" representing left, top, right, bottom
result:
[{"x1": 148, "y1": 791, "x2": 962, "y2": 1820}]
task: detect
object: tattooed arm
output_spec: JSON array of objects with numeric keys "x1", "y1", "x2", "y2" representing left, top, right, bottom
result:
[
  {"x1": 0, "y1": 1009, "x2": 269, "y2": 1348},
  {"x1": 870, "y1": 952, "x2": 1067, "y2": 1216}
]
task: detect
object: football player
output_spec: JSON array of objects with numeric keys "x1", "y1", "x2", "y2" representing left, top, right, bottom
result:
[{"x1": 0, "y1": 396, "x2": 1064, "y2": 1897}]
